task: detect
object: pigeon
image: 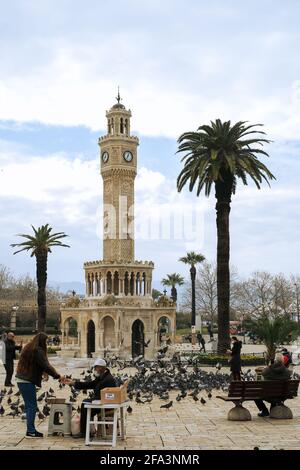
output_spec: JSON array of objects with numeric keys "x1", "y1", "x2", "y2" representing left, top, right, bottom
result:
[
  {"x1": 144, "y1": 339, "x2": 151, "y2": 347},
  {"x1": 135, "y1": 397, "x2": 144, "y2": 404},
  {"x1": 160, "y1": 401, "x2": 173, "y2": 409},
  {"x1": 193, "y1": 395, "x2": 199, "y2": 402},
  {"x1": 207, "y1": 392, "x2": 212, "y2": 399},
  {"x1": 42, "y1": 404, "x2": 50, "y2": 416},
  {"x1": 7, "y1": 388, "x2": 13, "y2": 396},
  {"x1": 7, "y1": 397, "x2": 12, "y2": 405},
  {"x1": 0, "y1": 405, "x2": 4, "y2": 416},
  {"x1": 127, "y1": 406, "x2": 133, "y2": 414},
  {"x1": 37, "y1": 392, "x2": 46, "y2": 402},
  {"x1": 38, "y1": 411, "x2": 45, "y2": 420},
  {"x1": 200, "y1": 397, "x2": 206, "y2": 405}
]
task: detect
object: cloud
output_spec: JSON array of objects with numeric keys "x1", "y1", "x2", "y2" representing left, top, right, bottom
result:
[{"x1": 0, "y1": 2, "x2": 300, "y2": 138}]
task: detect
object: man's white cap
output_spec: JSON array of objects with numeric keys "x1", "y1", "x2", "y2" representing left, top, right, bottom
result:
[{"x1": 93, "y1": 358, "x2": 107, "y2": 367}]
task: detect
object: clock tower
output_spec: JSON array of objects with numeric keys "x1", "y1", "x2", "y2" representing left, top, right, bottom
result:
[
  {"x1": 61, "y1": 94, "x2": 176, "y2": 360},
  {"x1": 98, "y1": 91, "x2": 139, "y2": 262}
]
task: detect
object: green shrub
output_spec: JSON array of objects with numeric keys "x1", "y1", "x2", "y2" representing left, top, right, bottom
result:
[
  {"x1": 47, "y1": 347, "x2": 60, "y2": 355},
  {"x1": 182, "y1": 353, "x2": 266, "y2": 366}
]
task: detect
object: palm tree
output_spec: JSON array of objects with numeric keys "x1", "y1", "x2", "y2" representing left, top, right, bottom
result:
[
  {"x1": 177, "y1": 120, "x2": 275, "y2": 353},
  {"x1": 161, "y1": 273, "x2": 185, "y2": 303},
  {"x1": 246, "y1": 316, "x2": 299, "y2": 363},
  {"x1": 11, "y1": 224, "x2": 70, "y2": 332},
  {"x1": 179, "y1": 252, "x2": 205, "y2": 342}
]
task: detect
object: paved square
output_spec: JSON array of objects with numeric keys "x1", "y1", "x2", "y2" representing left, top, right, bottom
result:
[{"x1": 1, "y1": 363, "x2": 300, "y2": 450}]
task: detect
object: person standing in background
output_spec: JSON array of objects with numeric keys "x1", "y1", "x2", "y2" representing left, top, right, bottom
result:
[
  {"x1": 227, "y1": 336, "x2": 242, "y2": 381},
  {"x1": 4, "y1": 332, "x2": 22, "y2": 386}
]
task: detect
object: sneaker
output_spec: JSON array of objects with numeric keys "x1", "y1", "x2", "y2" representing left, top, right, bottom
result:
[
  {"x1": 25, "y1": 431, "x2": 44, "y2": 438},
  {"x1": 257, "y1": 411, "x2": 269, "y2": 417}
]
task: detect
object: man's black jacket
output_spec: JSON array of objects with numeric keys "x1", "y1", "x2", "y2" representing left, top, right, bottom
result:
[
  {"x1": 74, "y1": 368, "x2": 116, "y2": 399},
  {"x1": 5, "y1": 339, "x2": 22, "y2": 363}
]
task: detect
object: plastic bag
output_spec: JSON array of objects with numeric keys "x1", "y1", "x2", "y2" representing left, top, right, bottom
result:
[{"x1": 71, "y1": 414, "x2": 81, "y2": 436}]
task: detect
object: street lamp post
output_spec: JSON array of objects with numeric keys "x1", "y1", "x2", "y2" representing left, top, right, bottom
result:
[{"x1": 11, "y1": 305, "x2": 19, "y2": 331}]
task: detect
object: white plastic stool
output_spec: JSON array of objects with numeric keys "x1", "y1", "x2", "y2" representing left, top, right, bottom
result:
[{"x1": 48, "y1": 402, "x2": 72, "y2": 436}]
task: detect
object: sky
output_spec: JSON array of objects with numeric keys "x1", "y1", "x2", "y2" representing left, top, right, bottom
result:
[{"x1": 0, "y1": 0, "x2": 300, "y2": 292}]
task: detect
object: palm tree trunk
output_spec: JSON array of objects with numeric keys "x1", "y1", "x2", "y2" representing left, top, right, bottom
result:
[
  {"x1": 36, "y1": 250, "x2": 48, "y2": 332},
  {"x1": 266, "y1": 344, "x2": 276, "y2": 364},
  {"x1": 171, "y1": 285, "x2": 177, "y2": 303},
  {"x1": 215, "y1": 176, "x2": 232, "y2": 354}
]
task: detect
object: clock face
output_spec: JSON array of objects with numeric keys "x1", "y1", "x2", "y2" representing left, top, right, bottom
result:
[
  {"x1": 102, "y1": 151, "x2": 109, "y2": 163},
  {"x1": 123, "y1": 150, "x2": 133, "y2": 162}
]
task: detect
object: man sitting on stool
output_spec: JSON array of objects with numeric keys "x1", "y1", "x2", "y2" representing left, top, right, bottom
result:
[
  {"x1": 66, "y1": 358, "x2": 116, "y2": 438},
  {"x1": 255, "y1": 353, "x2": 291, "y2": 417}
]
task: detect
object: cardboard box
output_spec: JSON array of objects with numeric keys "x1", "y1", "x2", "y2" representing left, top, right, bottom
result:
[{"x1": 100, "y1": 382, "x2": 128, "y2": 404}]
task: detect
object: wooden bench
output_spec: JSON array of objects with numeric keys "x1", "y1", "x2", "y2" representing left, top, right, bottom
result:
[{"x1": 216, "y1": 380, "x2": 299, "y2": 421}]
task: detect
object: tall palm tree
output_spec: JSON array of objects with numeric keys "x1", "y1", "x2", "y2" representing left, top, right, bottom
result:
[
  {"x1": 177, "y1": 120, "x2": 275, "y2": 353},
  {"x1": 11, "y1": 224, "x2": 70, "y2": 332},
  {"x1": 161, "y1": 273, "x2": 185, "y2": 303},
  {"x1": 179, "y1": 252, "x2": 205, "y2": 342},
  {"x1": 246, "y1": 316, "x2": 299, "y2": 363}
]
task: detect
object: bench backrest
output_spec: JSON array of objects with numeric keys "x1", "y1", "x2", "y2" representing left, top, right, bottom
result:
[{"x1": 228, "y1": 380, "x2": 299, "y2": 399}]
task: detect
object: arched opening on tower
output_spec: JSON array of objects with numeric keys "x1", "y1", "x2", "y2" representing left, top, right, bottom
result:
[
  {"x1": 95, "y1": 273, "x2": 101, "y2": 296},
  {"x1": 107, "y1": 271, "x2": 112, "y2": 294},
  {"x1": 130, "y1": 272, "x2": 135, "y2": 296},
  {"x1": 158, "y1": 316, "x2": 171, "y2": 345},
  {"x1": 63, "y1": 317, "x2": 78, "y2": 346},
  {"x1": 124, "y1": 271, "x2": 129, "y2": 296},
  {"x1": 124, "y1": 118, "x2": 128, "y2": 135},
  {"x1": 113, "y1": 271, "x2": 119, "y2": 295},
  {"x1": 142, "y1": 272, "x2": 146, "y2": 295},
  {"x1": 120, "y1": 117, "x2": 124, "y2": 134},
  {"x1": 131, "y1": 319, "x2": 144, "y2": 358},
  {"x1": 101, "y1": 316, "x2": 115, "y2": 349},
  {"x1": 136, "y1": 272, "x2": 141, "y2": 295},
  {"x1": 87, "y1": 320, "x2": 95, "y2": 357},
  {"x1": 111, "y1": 118, "x2": 114, "y2": 135}
]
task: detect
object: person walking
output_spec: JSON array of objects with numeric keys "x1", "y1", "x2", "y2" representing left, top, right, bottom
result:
[
  {"x1": 207, "y1": 323, "x2": 214, "y2": 342},
  {"x1": 227, "y1": 336, "x2": 242, "y2": 381},
  {"x1": 16, "y1": 332, "x2": 64, "y2": 438},
  {"x1": 197, "y1": 332, "x2": 206, "y2": 352},
  {"x1": 3, "y1": 332, "x2": 22, "y2": 386}
]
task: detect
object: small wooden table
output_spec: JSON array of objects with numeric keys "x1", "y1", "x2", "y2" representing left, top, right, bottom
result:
[{"x1": 84, "y1": 401, "x2": 128, "y2": 447}]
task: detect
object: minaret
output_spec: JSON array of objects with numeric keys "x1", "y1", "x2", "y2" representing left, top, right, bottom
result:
[{"x1": 98, "y1": 90, "x2": 139, "y2": 262}]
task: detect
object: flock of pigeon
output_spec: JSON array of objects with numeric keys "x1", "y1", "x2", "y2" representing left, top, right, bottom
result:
[{"x1": 1, "y1": 346, "x2": 298, "y2": 420}]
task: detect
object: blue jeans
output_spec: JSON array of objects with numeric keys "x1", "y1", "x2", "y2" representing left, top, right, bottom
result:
[{"x1": 17, "y1": 382, "x2": 38, "y2": 434}]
